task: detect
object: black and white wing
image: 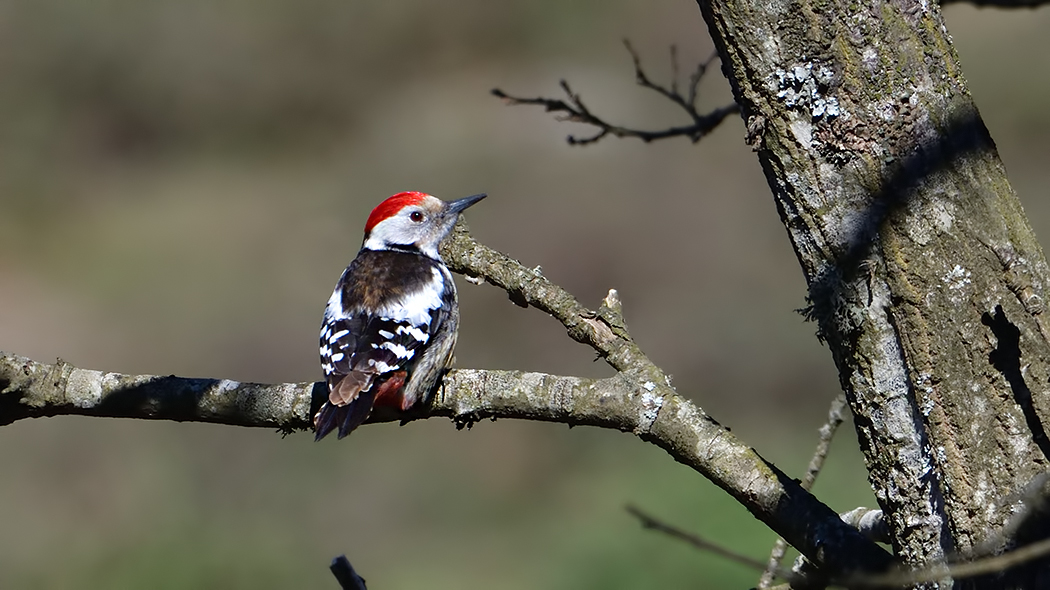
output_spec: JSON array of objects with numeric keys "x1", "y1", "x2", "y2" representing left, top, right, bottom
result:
[{"x1": 314, "y1": 253, "x2": 452, "y2": 440}]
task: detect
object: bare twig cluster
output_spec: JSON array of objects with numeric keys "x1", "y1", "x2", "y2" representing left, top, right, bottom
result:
[{"x1": 492, "y1": 40, "x2": 738, "y2": 146}]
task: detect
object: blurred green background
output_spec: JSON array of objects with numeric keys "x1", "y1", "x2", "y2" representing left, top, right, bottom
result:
[{"x1": 0, "y1": 1, "x2": 1048, "y2": 588}]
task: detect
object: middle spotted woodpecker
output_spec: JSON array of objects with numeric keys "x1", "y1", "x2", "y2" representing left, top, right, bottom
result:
[{"x1": 314, "y1": 191, "x2": 486, "y2": 440}]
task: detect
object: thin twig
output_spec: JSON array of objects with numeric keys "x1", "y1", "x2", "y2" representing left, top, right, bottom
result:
[
  {"x1": 492, "y1": 41, "x2": 738, "y2": 146},
  {"x1": 801, "y1": 394, "x2": 849, "y2": 493},
  {"x1": 758, "y1": 393, "x2": 848, "y2": 588},
  {"x1": 626, "y1": 505, "x2": 788, "y2": 575},
  {"x1": 669, "y1": 45, "x2": 681, "y2": 97}
]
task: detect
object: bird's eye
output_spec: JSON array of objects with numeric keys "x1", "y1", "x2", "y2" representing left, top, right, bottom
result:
[{"x1": 409, "y1": 211, "x2": 424, "y2": 223}]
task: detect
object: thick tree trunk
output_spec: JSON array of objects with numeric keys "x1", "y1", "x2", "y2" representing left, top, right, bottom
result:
[{"x1": 697, "y1": 0, "x2": 1050, "y2": 583}]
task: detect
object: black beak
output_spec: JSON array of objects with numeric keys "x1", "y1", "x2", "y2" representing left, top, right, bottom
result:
[{"x1": 446, "y1": 193, "x2": 487, "y2": 215}]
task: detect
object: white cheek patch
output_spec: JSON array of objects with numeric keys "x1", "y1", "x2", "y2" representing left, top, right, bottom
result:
[{"x1": 364, "y1": 214, "x2": 424, "y2": 252}]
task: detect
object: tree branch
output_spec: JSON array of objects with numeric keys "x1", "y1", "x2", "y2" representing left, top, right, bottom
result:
[
  {"x1": 441, "y1": 226, "x2": 897, "y2": 575},
  {"x1": 0, "y1": 227, "x2": 893, "y2": 580},
  {"x1": 0, "y1": 350, "x2": 891, "y2": 580},
  {"x1": 491, "y1": 41, "x2": 738, "y2": 146}
]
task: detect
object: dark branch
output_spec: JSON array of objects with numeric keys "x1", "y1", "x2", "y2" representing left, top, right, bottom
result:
[
  {"x1": 491, "y1": 40, "x2": 738, "y2": 146},
  {"x1": 0, "y1": 349, "x2": 893, "y2": 581}
]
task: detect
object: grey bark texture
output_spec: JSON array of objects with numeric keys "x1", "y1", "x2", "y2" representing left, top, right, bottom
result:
[{"x1": 695, "y1": 0, "x2": 1050, "y2": 583}]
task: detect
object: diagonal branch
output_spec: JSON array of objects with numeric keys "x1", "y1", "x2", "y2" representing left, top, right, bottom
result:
[
  {"x1": 0, "y1": 226, "x2": 893, "y2": 581},
  {"x1": 440, "y1": 223, "x2": 644, "y2": 374},
  {"x1": 442, "y1": 226, "x2": 890, "y2": 581},
  {"x1": 491, "y1": 41, "x2": 738, "y2": 146}
]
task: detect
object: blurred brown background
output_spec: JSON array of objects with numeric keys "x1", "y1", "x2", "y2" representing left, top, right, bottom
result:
[{"x1": 0, "y1": 2, "x2": 1047, "y2": 588}]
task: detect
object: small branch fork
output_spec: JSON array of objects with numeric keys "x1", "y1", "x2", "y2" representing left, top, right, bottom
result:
[{"x1": 491, "y1": 40, "x2": 738, "y2": 146}]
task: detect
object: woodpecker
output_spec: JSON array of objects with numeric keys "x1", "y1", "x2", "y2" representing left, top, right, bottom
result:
[{"x1": 314, "y1": 191, "x2": 486, "y2": 440}]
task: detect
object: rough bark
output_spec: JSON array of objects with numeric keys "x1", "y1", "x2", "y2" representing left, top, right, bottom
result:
[{"x1": 696, "y1": 0, "x2": 1050, "y2": 582}]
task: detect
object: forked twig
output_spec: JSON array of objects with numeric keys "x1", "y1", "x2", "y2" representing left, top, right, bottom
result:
[{"x1": 492, "y1": 40, "x2": 738, "y2": 146}]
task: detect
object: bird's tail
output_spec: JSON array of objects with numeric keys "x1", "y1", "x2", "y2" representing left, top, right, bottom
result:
[{"x1": 313, "y1": 389, "x2": 378, "y2": 441}]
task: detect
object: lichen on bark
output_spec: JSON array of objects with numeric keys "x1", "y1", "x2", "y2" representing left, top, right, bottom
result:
[{"x1": 696, "y1": 0, "x2": 1050, "y2": 578}]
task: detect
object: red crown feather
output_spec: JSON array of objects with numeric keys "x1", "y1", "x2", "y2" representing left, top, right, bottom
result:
[{"x1": 364, "y1": 192, "x2": 431, "y2": 234}]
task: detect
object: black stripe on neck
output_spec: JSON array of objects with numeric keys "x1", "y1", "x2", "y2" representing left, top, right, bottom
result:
[{"x1": 375, "y1": 243, "x2": 423, "y2": 256}]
